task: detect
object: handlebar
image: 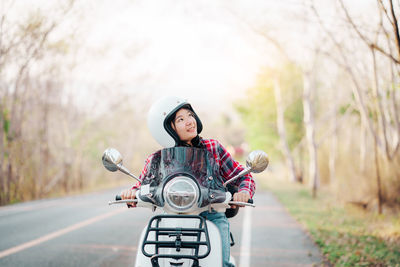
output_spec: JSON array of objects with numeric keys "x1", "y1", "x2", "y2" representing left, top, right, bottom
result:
[
  {"x1": 108, "y1": 195, "x2": 137, "y2": 205},
  {"x1": 228, "y1": 199, "x2": 256, "y2": 208},
  {"x1": 109, "y1": 195, "x2": 255, "y2": 207}
]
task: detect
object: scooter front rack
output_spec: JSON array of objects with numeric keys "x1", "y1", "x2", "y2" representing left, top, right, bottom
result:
[{"x1": 142, "y1": 214, "x2": 211, "y2": 267}]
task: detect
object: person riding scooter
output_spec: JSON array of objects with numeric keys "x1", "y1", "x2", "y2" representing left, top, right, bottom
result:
[{"x1": 121, "y1": 96, "x2": 255, "y2": 267}]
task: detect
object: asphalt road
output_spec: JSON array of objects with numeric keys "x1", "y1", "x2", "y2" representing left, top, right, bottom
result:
[{"x1": 0, "y1": 187, "x2": 323, "y2": 266}]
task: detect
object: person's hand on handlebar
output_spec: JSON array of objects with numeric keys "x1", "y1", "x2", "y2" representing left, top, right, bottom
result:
[
  {"x1": 120, "y1": 188, "x2": 137, "y2": 208},
  {"x1": 231, "y1": 191, "x2": 251, "y2": 209}
]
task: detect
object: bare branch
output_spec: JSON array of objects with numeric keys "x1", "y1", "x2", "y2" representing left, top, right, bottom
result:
[
  {"x1": 378, "y1": 0, "x2": 394, "y2": 26},
  {"x1": 10, "y1": 22, "x2": 56, "y2": 139},
  {"x1": 371, "y1": 49, "x2": 391, "y2": 159},
  {"x1": 375, "y1": 1, "x2": 400, "y2": 159},
  {"x1": 389, "y1": 0, "x2": 400, "y2": 58},
  {"x1": 316, "y1": 100, "x2": 355, "y2": 147},
  {"x1": 224, "y1": 7, "x2": 293, "y2": 63},
  {"x1": 311, "y1": 0, "x2": 383, "y2": 149},
  {"x1": 338, "y1": 0, "x2": 371, "y2": 43},
  {"x1": 339, "y1": 0, "x2": 400, "y2": 64}
]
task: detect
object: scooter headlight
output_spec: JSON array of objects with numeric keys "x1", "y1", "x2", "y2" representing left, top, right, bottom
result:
[{"x1": 163, "y1": 176, "x2": 199, "y2": 213}]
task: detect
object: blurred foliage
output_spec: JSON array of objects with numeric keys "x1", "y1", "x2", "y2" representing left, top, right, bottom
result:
[
  {"x1": 0, "y1": 1, "x2": 105, "y2": 205},
  {"x1": 2, "y1": 110, "x2": 9, "y2": 133},
  {"x1": 235, "y1": 63, "x2": 304, "y2": 159}
]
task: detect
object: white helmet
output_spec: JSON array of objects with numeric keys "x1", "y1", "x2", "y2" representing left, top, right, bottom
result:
[{"x1": 147, "y1": 96, "x2": 203, "y2": 148}]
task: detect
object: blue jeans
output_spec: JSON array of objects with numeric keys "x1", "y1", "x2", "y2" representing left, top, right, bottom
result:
[{"x1": 200, "y1": 210, "x2": 234, "y2": 267}]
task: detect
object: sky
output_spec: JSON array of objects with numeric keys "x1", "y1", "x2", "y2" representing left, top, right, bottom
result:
[
  {"x1": 68, "y1": 0, "x2": 276, "y2": 113},
  {"x1": 9, "y1": 0, "x2": 377, "y2": 115}
]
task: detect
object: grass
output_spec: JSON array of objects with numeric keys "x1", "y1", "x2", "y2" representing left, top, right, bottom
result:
[{"x1": 260, "y1": 178, "x2": 400, "y2": 267}]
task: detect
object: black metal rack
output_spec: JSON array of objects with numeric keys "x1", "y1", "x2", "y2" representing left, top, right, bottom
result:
[{"x1": 142, "y1": 214, "x2": 211, "y2": 267}]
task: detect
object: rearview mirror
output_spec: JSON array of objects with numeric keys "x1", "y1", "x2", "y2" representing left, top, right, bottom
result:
[
  {"x1": 246, "y1": 150, "x2": 269, "y2": 173},
  {"x1": 102, "y1": 148, "x2": 141, "y2": 182},
  {"x1": 223, "y1": 150, "x2": 269, "y2": 187},
  {"x1": 102, "y1": 148, "x2": 123, "y2": 172}
]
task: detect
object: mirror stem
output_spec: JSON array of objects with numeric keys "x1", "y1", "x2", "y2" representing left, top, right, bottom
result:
[
  {"x1": 223, "y1": 167, "x2": 251, "y2": 187},
  {"x1": 118, "y1": 164, "x2": 141, "y2": 183}
]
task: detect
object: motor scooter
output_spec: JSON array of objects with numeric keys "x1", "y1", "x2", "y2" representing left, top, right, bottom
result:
[{"x1": 102, "y1": 146, "x2": 268, "y2": 267}]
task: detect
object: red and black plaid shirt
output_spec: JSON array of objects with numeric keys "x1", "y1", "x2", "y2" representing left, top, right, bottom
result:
[{"x1": 132, "y1": 138, "x2": 255, "y2": 197}]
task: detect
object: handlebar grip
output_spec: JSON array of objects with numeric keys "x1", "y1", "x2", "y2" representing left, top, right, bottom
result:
[
  {"x1": 115, "y1": 195, "x2": 122, "y2": 201},
  {"x1": 248, "y1": 198, "x2": 253, "y2": 204}
]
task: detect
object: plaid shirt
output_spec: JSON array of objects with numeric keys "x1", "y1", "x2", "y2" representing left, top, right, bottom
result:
[{"x1": 132, "y1": 138, "x2": 255, "y2": 197}]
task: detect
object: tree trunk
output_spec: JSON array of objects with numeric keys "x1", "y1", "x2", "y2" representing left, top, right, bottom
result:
[
  {"x1": 360, "y1": 117, "x2": 367, "y2": 173},
  {"x1": 303, "y1": 70, "x2": 320, "y2": 198},
  {"x1": 0, "y1": 105, "x2": 4, "y2": 205},
  {"x1": 374, "y1": 134, "x2": 383, "y2": 214},
  {"x1": 329, "y1": 87, "x2": 338, "y2": 183},
  {"x1": 273, "y1": 77, "x2": 298, "y2": 182},
  {"x1": 38, "y1": 81, "x2": 51, "y2": 198},
  {"x1": 6, "y1": 162, "x2": 12, "y2": 203}
]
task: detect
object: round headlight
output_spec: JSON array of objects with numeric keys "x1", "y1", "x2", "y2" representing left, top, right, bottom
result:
[{"x1": 163, "y1": 176, "x2": 199, "y2": 213}]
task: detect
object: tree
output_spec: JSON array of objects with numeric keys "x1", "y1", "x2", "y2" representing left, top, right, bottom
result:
[
  {"x1": 0, "y1": 1, "x2": 76, "y2": 204},
  {"x1": 310, "y1": 0, "x2": 400, "y2": 212},
  {"x1": 236, "y1": 64, "x2": 304, "y2": 182}
]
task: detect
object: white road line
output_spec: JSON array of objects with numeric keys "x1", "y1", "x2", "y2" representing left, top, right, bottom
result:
[
  {"x1": 239, "y1": 206, "x2": 252, "y2": 267},
  {"x1": 0, "y1": 207, "x2": 127, "y2": 259}
]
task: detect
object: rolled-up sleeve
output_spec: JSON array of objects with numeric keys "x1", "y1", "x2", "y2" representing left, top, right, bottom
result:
[{"x1": 131, "y1": 153, "x2": 155, "y2": 190}]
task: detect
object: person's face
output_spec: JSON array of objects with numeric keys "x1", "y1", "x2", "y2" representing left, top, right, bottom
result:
[{"x1": 171, "y1": 108, "x2": 197, "y2": 145}]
